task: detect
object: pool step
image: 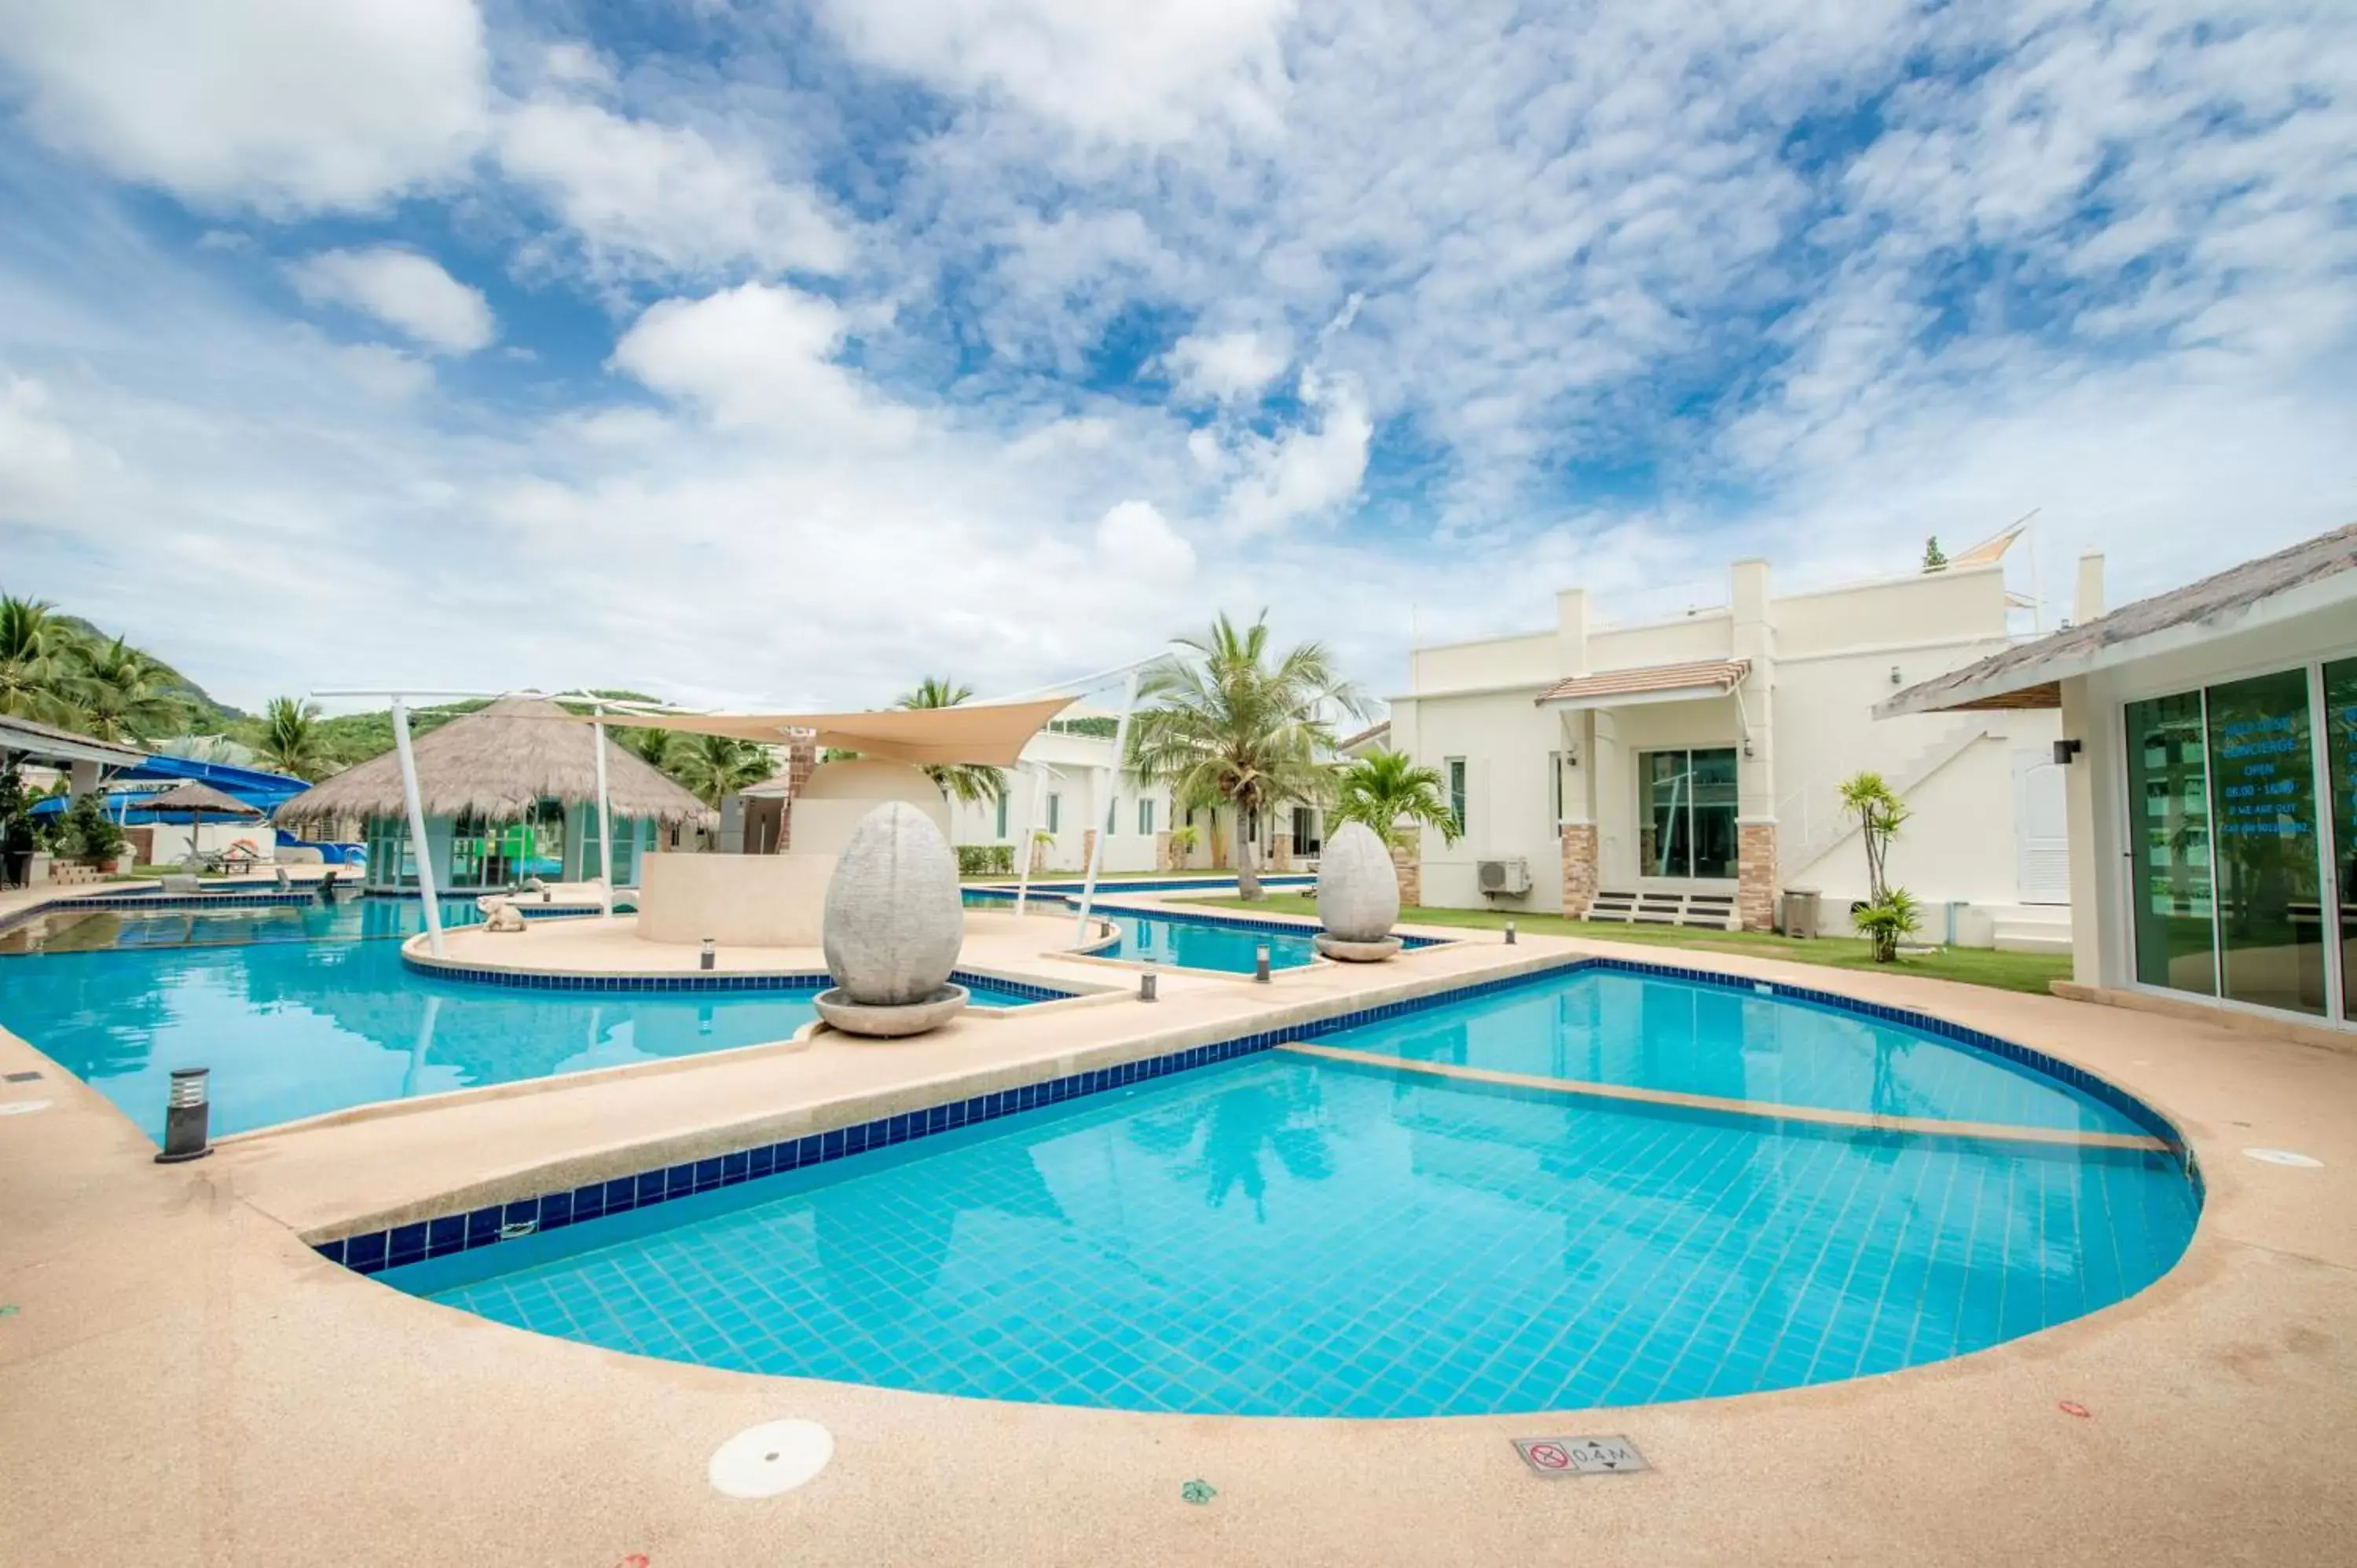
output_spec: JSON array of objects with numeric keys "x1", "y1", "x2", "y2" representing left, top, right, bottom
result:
[{"x1": 1579, "y1": 889, "x2": 1740, "y2": 932}]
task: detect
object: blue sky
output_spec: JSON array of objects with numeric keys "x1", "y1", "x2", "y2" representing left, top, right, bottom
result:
[{"x1": 0, "y1": 0, "x2": 2352, "y2": 713}]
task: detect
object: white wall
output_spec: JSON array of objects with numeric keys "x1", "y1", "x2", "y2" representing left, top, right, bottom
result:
[
  {"x1": 1402, "y1": 558, "x2": 2068, "y2": 921},
  {"x1": 942, "y1": 729, "x2": 1174, "y2": 874}
]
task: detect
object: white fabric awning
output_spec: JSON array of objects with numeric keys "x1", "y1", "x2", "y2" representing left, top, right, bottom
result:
[{"x1": 586, "y1": 694, "x2": 1080, "y2": 768}]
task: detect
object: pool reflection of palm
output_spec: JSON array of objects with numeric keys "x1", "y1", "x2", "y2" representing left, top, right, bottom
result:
[{"x1": 1130, "y1": 1073, "x2": 1332, "y2": 1220}]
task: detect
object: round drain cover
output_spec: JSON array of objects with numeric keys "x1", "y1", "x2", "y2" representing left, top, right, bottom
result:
[
  {"x1": 708, "y1": 1419, "x2": 834, "y2": 1498},
  {"x1": 2242, "y1": 1148, "x2": 2322, "y2": 1168}
]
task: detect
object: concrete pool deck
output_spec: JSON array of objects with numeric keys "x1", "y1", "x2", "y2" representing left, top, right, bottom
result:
[{"x1": 2, "y1": 915, "x2": 2354, "y2": 1563}]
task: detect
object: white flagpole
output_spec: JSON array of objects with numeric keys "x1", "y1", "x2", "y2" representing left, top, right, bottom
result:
[{"x1": 1073, "y1": 669, "x2": 1140, "y2": 946}]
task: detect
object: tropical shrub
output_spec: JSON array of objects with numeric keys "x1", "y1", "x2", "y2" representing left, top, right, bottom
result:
[
  {"x1": 1853, "y1": 888, "x2": 1922, "y2": 963},
  {"x1": 1837, "y1": 771, "x2": 1910, "y2": 904},
  {"x1": 955, "y1": 844, "x2": 1014, "y2": 877},
  {"x1": 49, "y1": 794, "x2": 126, "y2": 864},
  {"x1": 1329, "y1": 749, "x2": 1460, "y2": 854}
]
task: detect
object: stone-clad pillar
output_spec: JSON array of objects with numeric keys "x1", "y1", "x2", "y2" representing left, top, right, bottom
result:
[
  {"x1": 1390, "y1": 834, "x2": 1421, "y2": 907},
  {"x1": 1559, "y1": 822, "x2": 1598, "y2": 917},
  {"x1": 1737, "y1": 822, "x2": 1777, "y2": 932},
  {"x1": 1730, "y1": 559, "x2": 1778, "y2": 932}
]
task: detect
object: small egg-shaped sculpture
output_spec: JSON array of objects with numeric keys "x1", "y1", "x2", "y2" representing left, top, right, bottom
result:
[
  {"x1": 1316, "y1": 820, "x2": 1401, "y2": 943},
  {"x1": 823, "y1": 801, "x2": 963, "y2": 1006}
]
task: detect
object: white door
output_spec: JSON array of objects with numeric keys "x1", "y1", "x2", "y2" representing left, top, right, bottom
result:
[{"x1": 2013, "y1": 749, "x2": 2069, "y2": 904}]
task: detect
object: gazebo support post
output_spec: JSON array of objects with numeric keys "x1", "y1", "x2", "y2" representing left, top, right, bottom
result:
[
  {"x1": 1014, "y1": 761, "x2": 1046, "y2": 918},
  {"x1": 1072, "y1": 669, "x2": 1139, "y2": 947},
  {"x1": 591, "y1": 704, "x2": 614, "y2": 920},
  {"x1": 390, "y1": 696, "x2": 445, "y2": 958}
]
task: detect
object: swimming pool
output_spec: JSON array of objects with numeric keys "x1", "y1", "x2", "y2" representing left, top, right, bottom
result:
[
  {"x1": 1, "y1": 903, "x2": 1062, "y2": 1138},
  {"x1": 0, "y1": 892, "x2": 486, "y2": 954},
  {"x1": 1325, "y1": 965, "x2": 2147, "y2": 1134},
  {"x1": 378, "y1": 965, "x2": 2198, "y2": 1416}
]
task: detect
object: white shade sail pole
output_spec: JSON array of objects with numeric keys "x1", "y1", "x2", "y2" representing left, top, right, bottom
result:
[
  {"x1": 1014, "y1": 761, "x2": 1046, "y2": 918},
  {"x1": 1072, "y1": 669, "x2": 1140, "y2": 946},
  {"x1": 390, "y1": 696, "x2": 445, "y2": 958},
  {"x1": 591, "y1": 705, "x2": 614, "y2": 919}
]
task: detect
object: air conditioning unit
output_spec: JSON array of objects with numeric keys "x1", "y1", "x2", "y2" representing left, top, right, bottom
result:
[{"x1": 1476, "y1": 857, "x2": 1531, "y2": 896}]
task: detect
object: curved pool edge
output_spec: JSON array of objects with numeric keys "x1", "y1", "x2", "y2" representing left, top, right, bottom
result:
[
  {"x1": 7, "y1": 929, "x2": 2348, "y2": 1565},
  {"x1": 310, "y1": 947, "x2": 2203, "y2": 1361}
]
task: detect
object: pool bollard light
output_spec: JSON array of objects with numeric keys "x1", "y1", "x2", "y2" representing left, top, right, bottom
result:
[
  {"x1": 1254, "y1": 945, "x2": 1271, "y2": 983},
  {"x1": 1139, "y1": 970, "x2": 1157, "y2": 1002},
  {"x1": 1505, "y1": 919, "x2": 1517, "y2": 944},
  {"x1": 700, "y1": 938, "x2": 717, "y2": 973},
  {"x1": 154, "y1": 1067, "x2": 213, "y2": 1163}
]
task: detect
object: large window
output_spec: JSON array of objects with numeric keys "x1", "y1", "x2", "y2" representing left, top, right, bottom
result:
[
  {"x1": 1138, "y1": 797, "x2": 1155, "y2": 836},
  {"x1": 2129, "y1": 665, "x2": 2345, "y2": 1020},
  {"x1": 2330, "y1": 658, "x2": 2357, "y2": 1020},
  {"x1": 1290, "y1": 804, "x2": 1321, "y2": 855},
  {"x1": 2208, "y1": 669, "x2": 2326, "y2": 1015},
  {"x1": 1640, "y1": 748, "x2": 1738, "y2": 879},
  {"x1": 2125, "y1": 693, "x2": 2216, "y2": 995}
]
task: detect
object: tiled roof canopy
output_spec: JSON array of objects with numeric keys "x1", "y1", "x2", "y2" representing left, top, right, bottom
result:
[
  {"x1": 1534, "y1": 658, "x2": 1750, "y2": 706},
  {"x1": 1880, "y1": 521, "x2": 2357, "y2": 718}
]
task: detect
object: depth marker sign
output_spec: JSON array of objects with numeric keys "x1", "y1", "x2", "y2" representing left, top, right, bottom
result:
[{"x1": 1512, "y1": 1435, "x2": 1648, "y2": 1477}]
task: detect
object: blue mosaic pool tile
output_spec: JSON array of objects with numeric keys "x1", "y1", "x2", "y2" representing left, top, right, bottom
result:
[
  {"x1": 320, "y1": 951, "x2": 2192, "y2": 1277},
  {"x1": 427, "y1": 1215, "x2": 467, "y2": 1258},
  {"x1": 343, "y1": 1232, "x2": 386, "y2": 1273}
]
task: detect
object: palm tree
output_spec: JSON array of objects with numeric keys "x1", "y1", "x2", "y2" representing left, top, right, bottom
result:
[
  {"x1": 0, "y1": 595, "x2": 71, "y2": 724},
  {"x1": 1128, "y1": 611, "x2": 1363, "y2": 900},
  {"x1": 893, "y1": 675, "x2": 1009, "y2": 807},
  {"x1": 64, "y1": 634, "x2": 188, "y2": 743},
  {"x1": 1328, "y1": 748, "x2": 1461, "y2": 855},
  {"x1": 254, "y1": 696, "x2": 332, "y2": 780},
  {"x1": 669, "y1": 732, "x2": 772, "y2": 808}
]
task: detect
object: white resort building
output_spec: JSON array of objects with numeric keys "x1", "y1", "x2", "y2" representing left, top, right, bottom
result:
[
  {"x1": 943, "y1": 710, "x2": 1174, "y2": 875},
  {"x1": 1885, "y1": 522, "x2": 2357, "y2": 1041},
  {"x1": 1389, "y1": 538, "x2": 2096, "y2": 946}
]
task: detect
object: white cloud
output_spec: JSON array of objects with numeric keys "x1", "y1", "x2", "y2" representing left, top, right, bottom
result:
[
  {"x1": 1165, "y1": 328, "x2": 1290, "y2": 404},
  {"x1": 1218, "y1": 374, "x2": 1373, "y2": 537},
  {"x1": 498, "y1": 97, "x2": 853, "y2": 280},
  {"x1": 1096, "y1": 500, "x2": 1197, "y2": 581},
  {"x1": 0, "y1": 0, "x2": 488, "y2": 211},
  {"x1": 816, "y1": 0, "x2": 1293, "y2": 142},
  {"x1": 609, "y1": 283, "x2": 917, "y2": 445},
  {"x1": 288, "y1": 247, "x2": 494, "y2": 355}
]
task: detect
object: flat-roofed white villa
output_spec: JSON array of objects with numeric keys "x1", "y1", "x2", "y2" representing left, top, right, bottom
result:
[{"x1": 1389, "y1": 531, "x2": 2093, "y2": 947}]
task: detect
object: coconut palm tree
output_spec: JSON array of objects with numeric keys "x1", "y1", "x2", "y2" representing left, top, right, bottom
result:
[
  {"x1": 893, "y1": 675, "x2": 1008, "y2": 807},
  {"x1": 1128, "y1": 611, "x2": 1363, "y2": 900},
  {"x1": 669, "y1": 732, "x2": 772, "y2": 808},
  {"x1": 64, "y1": 634, "x2": 188, "y2": 743},
  {"x1": 254, "y1": 696, "x2": 332, "y2": 780},
  {"x1": 1328, "y1": 748, "x2": 1461, "y2": 855},
  {"x1": 0, "y1": 595, "x2": 71, "y2": 724}
]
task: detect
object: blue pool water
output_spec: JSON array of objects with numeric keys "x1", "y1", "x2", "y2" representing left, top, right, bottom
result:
[
  {"x1": 1092, "y1": 909, "x2": 1325, "y2": 971},
  {"x1": 388, "y1": 1046, "x2": 2198, "y2": 1416},
  {"x1": 1, "y1": 902, "x2": 1056, "y2": 1138},
  {"x1": 1321, "y1": 966, "x2": 2150, "y2": 1134},
  {"x1": 0, "y1": 893, "x2": 486, "y2": 954}
]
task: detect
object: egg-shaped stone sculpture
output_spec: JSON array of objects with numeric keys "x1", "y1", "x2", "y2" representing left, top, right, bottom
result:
[
  {"x1": 1315, "y1": 820, "x2": 1401, "y2": 945},
  {"x1": 822, "y1": 801, "x2": 963, "y2": 1006}
]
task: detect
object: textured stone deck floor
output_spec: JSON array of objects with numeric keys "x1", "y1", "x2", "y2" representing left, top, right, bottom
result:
[{"x1": 2, "y1": 912, "x2": 2353, "y2": 1566}]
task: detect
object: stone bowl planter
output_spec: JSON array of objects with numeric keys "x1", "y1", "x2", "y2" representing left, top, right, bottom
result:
[
  {"x1": 1313, "y1": 933, "x2": 1402, "y2": 963},
  {"x1": 1316, "y1": 820, "x2": 1401, "y2": 953},
  {"x1": 813, "y1": 983, "x2": 970, "y2": 1039}
]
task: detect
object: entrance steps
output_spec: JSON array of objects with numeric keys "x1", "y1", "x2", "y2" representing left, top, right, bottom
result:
[
  {"x1": 1580, "y1": 889, "x2": 1739, "y2": 932},
  {"x1": 1988, "y1": 905, "x2": 2072, "y2": 956}
]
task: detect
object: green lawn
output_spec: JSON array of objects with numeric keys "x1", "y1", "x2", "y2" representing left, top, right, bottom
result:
[{"x1": 1171, "y1": 892, "x2": 2070, "y2": 996}]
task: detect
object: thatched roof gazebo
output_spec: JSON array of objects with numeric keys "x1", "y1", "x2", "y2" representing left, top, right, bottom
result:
[{"x1": 274, "y1": 698, "x2": 713, "y2": 893}]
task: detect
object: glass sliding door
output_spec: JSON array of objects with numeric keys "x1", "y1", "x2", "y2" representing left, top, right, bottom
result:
[
  {"x1": 2124, "y1": 694, "x2": 2217, "y2": 996},
  {"x1": 1640, "y1": 748, "x2": 1739, "y2": 878},
  {"x1": 2205, "y1": 669, "x2": 2326, "y2": 1016},
  {"x1": 2326, "y1": 658, "x2": 2357, "y2": 1021}
]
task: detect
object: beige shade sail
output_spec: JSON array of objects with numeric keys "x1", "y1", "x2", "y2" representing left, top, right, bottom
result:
[{"x1": 585, "y1": 694, "x2": 1080, "y2": 768}]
